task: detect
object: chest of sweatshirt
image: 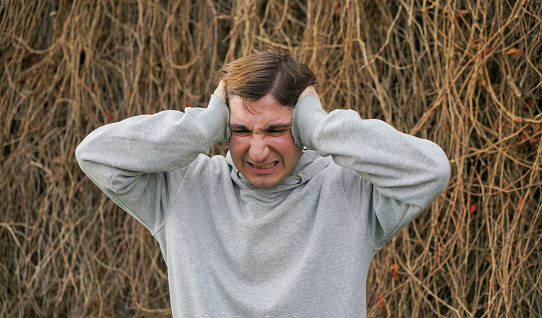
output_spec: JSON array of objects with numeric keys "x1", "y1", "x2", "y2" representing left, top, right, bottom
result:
[{"x1": 154, "y1": 154, "x2": 377, "y2": 274}]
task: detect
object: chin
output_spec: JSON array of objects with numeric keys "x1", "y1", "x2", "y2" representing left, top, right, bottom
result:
[
  {"x1": 250, "y1": 181, "x2": 277, "y2": 188},
  {"x1": 247, "y1": 176, "x2": 280, "y2": 188}
]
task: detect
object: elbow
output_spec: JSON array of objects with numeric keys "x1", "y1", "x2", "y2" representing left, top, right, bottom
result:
[
  {"x1": 75, "y1": 141, "x2": 96, "y2": 177},
  {"x1": 431, "y1": 148, "x2": 451, "y2": 195},
  {"x1": 436, "y1": 162, "x2": 451, "y2": 195},
  {"x1": 75, "y1": 142, "x2": 88, "y2": 169},
  {"x1": 75, "y1": 143, "x2": 84, "y2": 164}
]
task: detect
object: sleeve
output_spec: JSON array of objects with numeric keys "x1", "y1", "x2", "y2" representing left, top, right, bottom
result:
[
  {"x1": 75, "y1": 95, "x2": 230, "y2": 234},
  {"x1": 291, "y1": 95, "x2": 450, "y2": 248}
]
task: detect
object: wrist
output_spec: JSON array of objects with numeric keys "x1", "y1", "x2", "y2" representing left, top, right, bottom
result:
[
  {"x1": 197, "y1": 94, "x2": 231, "y2": 145},
  {"x1": 291, "y1": 94, "x2": 327, "y2": 149}
]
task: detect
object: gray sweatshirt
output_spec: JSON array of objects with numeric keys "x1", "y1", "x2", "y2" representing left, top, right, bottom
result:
[{"x1": 76, "y1": 94, "x2": 450, "y2": 317}]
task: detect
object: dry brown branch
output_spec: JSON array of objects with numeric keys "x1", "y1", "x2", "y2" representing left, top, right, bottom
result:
[{"x1": 1, "y1": 0, "x2": 541, "y2": 316}]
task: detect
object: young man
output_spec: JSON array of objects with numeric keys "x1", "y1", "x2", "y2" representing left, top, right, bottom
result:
[{"x1": 76, "y1": 50, "x2": 450, "y2": 317}]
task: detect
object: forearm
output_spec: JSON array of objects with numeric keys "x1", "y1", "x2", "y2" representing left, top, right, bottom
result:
[
  {"x1": 76, "y1": 95, "x2": 229, "y2": 192},
  {"x1": 292, "y1": 95, "x2": 450, "y2": 209},
  {"x1": 75, "y1": 95, "x2": 229, "y2": 232}
]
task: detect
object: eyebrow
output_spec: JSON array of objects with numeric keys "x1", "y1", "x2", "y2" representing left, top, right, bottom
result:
[{"x1": 229, "y1": 124, "x2": 250, "y2": 131}]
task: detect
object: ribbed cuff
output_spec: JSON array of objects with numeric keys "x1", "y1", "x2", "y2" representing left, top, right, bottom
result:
[
  {"x1": 197, "y1": 94, "x2": 231, "y2": 145},
  {"x1": 291, "y1": 94, "x2": 327, "y2": 149}
]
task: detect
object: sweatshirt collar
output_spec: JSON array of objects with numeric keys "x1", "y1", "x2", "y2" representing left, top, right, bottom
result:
[{"x1": 226, "y1": 150, "x2": 332, "y2": 192}]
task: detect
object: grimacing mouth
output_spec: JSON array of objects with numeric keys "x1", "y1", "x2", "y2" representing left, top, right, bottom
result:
[{"x1": 249, "y1": 161, "x2": 278, "y2": 169}]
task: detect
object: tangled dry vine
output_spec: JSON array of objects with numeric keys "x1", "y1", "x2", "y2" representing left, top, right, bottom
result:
[{"x1": 1, "y1": 0, "x2": 541, "y2": 317}]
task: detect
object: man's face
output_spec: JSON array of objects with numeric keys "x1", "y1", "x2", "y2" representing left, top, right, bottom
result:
[{"x1": 228, "y1": 94, "x2": 303, "y2": 188}]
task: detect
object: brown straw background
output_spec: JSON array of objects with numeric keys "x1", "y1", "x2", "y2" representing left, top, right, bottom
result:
[{"x1": 1, "y1": 0, "x2": 541, "y2": 317}]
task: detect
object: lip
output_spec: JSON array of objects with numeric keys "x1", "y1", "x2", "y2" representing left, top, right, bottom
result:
[{"x1": 246, "y1": 161, "x2": 280, "y2": 174}]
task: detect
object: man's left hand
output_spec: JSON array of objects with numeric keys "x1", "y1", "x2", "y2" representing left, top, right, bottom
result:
[{"x1": 214, "y1": 80, "x2": 228, "y2": 104}]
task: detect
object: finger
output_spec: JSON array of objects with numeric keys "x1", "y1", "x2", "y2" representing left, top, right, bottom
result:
[
  {"x1": 299, "y1": 85, "x2": 318, "y2": 100},
  {"x1": 214, "y1": 80, "x2": 227, "y2": 103}
]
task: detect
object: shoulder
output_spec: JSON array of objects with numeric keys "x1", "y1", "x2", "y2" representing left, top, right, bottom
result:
[
  {"x1": 186, "y1": 154, "x2": 230, "y2": 173},
  {"x1": 321, "y1": 163, "x2": 372, "y2": 202}
]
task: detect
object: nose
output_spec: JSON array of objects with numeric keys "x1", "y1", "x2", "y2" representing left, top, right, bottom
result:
[{"x1": 248, "y1": 134, "x2": 270, "y2": 162}]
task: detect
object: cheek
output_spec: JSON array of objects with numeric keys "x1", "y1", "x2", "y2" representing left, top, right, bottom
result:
[
  {"x1": 272, "y1": 137, "x2": 301, "y2": 160},
  {"x1": 228, "y1": 137, "x2": 247, "y2": 158}
]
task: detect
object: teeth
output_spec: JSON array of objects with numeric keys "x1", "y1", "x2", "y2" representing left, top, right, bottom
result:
[{"x1": 252, "y1": 162, "x2": 276, "y2": 169}]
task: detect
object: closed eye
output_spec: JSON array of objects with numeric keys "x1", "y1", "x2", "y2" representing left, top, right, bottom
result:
[
  {"x1": 231, "y1": 129, "x2": 251, "y2": 136},
  {"x1": 230, "y1": 124, "x2": 290, "y2": 137},
  {"x1": 263, "y1": 124, "x2": 291, "y2": 136}
]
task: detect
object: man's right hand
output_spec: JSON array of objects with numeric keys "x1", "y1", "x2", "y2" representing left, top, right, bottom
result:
[
  {"x1": 298, "y1": 85, "x2": 319, "y2": 101},
  {"x1": 214, "y1": 80, "x2": 228, "y2": 104}
]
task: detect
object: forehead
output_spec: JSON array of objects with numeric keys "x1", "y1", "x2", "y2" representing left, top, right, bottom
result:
[{"x1": 229, "y1": 94, "x2": 293, "y2": 127}]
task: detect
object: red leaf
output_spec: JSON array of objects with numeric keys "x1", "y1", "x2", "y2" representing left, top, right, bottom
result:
[
  {"x1": 506, "y1": 48, "x2": 520, "y2": 59},
  {"x1": 455, "y1": 10, "x2": 470, "y2": 19},
  {"x1": 469, "y1": 204, "x2": 477, "y2": 214},
  {"x1": 519, "y1": 133, "x2": 528, "y2": 143},
  {"x1": 481, "y1": 48, "x2": 493, "y2": 57},
  {"x1": 378, "y1": 294, "x2": 387, "y2": 310},
  {"x1": 389, "y1": 263, "x2": 400, "y2": 281},
  {"x1": 333, "y1": 1, "x2": 341, "y2": 15}
]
